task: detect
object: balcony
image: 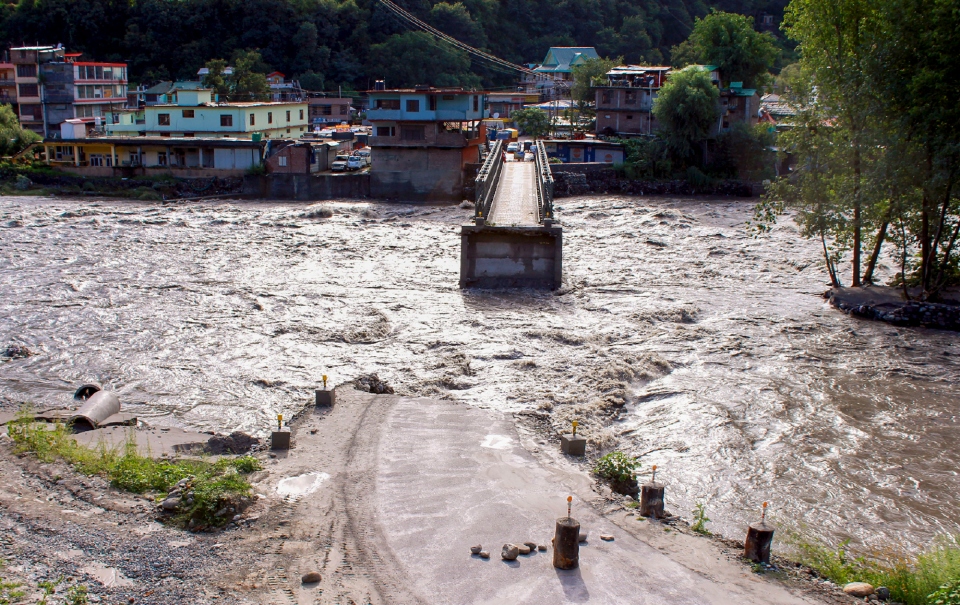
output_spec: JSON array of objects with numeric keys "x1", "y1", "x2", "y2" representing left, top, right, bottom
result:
[{"x1": 366, "y1": 108, "x2": 483, "y2": 122}]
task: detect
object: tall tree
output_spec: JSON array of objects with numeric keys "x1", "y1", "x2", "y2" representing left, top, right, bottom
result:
[
  {"x1": 230, "y1": 49, "x2": 270, "y2": 101},
  {"x1": 651, "y1": 66, "x2": 720, "y2": 166},
  {"x1": 671, "y1": 11, "x2": 779, "y2": 88}
]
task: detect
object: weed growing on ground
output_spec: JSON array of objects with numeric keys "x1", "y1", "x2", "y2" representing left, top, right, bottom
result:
[
  {"x1": 593, "y1": 451, "x2": 640, "y2": 483},
  {"x1": 786, "y1": 531, "x2": 960, "y2": 605},
  {"x1": 0, "y1": 560, "x2": 25, "y2": 605},
  {"x1": 66, "y1": 584, "x2": 89, "y2": 605},
  {"x1": 8, "y1": 408, "x2": 262, "y2": 529},
  {"x1": 691, "y1": 501, "x2": 711, "y2": 535}
]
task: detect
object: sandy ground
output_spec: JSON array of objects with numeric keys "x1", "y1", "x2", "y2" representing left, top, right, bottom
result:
[{"x1": 0, "y1": 389, "x2": 862, "y2": 604}]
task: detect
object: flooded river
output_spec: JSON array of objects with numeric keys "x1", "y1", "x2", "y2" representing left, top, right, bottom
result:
[{"x1": 2, "y1": 195, "x2": 958, "y2": 554}]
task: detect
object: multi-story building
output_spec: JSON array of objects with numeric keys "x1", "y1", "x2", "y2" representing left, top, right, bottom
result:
[
  {"x1": 520, "y1": 47, "x2": 599, "y2": 100},
  {"x1": 365, "y1": 87, "x2": 488, "y2": 200},
  {"x1": 0, "y1": 52, "x2": 16, "y2": 107},
  {"x1": 594, "y1": 66, "x2": 671, "y2": 137},
  {"x1": 8, "y1": 45, "x2": 128, "y2": 136},
  {"x1": 105, "y1": 88, "x2": 309, "y2": 140},
  {"x1": 307, "y1": 97, "x2": 352, "y2": 126}
]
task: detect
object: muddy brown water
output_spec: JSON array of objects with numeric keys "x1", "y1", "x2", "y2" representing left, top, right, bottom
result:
[{"x1": 2, "y1": 195, "x2": 958, "y2": 555}]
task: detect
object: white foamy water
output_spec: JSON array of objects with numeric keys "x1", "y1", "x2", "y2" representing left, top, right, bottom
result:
[
  {"x1": 2, "y1": 195, "x2": 959, "y2": 554},
  {"x1": 277, "y1": 472, "x2": 330, "y2": 497}
]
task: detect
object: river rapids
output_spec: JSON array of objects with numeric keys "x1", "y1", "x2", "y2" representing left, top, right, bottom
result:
[{"x1": 2, "y1": 195, "x2": 958, "y2": 554}]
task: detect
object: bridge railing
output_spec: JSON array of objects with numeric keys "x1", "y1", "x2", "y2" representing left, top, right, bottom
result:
[
  {"x1": 474, "y1": 139, "x2": 504, "y2": 223},
  {"x1": 534, "y1": 140, "x2": 555, "y2": 224}
]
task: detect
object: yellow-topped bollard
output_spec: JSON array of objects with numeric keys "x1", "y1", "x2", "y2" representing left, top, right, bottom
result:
[
  {"x1": 316, "y1": 375, "x2": 335, "y2": 407},
  {"x1": 561, "y1": 420, "x2": 586, "y2": 456},
  {"x1": 272, "y1": 413, "x2": 290, "y2": 450}
]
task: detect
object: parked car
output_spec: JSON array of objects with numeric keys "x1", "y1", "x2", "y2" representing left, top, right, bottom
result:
[
  {"x1": 331, "y1": 155, "x2": 350, "y2": 171},
  {"x1": 346, "y1": 156, "x2": 363, "y2": 171},
  {"x1": 524, "y1": 151, "x2": 535, "y2": 161},
  {"x1": 354, "y1": 149, "x2": 372, "y2": 166},
  {"x1": 506, "y1": 142, "x2": 520, "y2": 154}
]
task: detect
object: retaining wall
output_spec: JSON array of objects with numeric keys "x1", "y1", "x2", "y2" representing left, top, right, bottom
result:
[
  {"x1": 460, "y1": 224, "x2": 562, "y2": 289},
  {"x1": 243, "y1": 174, "x2": 370, "y2": 200}
]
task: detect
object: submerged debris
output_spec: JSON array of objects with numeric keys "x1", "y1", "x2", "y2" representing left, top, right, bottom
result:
[
  {"x1": 353, "y1": 373, "x2": 394, "y2": 394},
  {"x1": 2, "y1": 344, "x2": 32, "y2": 359}
]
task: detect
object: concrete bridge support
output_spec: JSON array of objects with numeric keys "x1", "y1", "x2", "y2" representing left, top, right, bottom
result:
[{"x1": 459, "y1": 224, "x2": 562, "y2": 289}]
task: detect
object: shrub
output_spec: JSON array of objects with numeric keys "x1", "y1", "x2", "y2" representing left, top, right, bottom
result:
[
  {"x1": 593, "y1": 451, "x2": 640, "y2": 483},
  {"x1": 930, "y1": 579, "x2": 960, "y2": 605}
]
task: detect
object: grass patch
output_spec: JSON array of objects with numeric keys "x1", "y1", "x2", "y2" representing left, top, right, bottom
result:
[
  {"x1": 7, "y1": 409, "x2": 261, "y2": 530},
  {"x1": 786, "y1": 531, "x2": 960, "y2": 605}
]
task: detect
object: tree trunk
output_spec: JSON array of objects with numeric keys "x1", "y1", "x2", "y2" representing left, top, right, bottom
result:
[
  {"x1": 821, "y1": 229, "x2": 840, "y2": 288},
  {"x1": 920, "y1": 151, "x2": 934, "y2": 297},
  {"x1": 862, "y1": 204, "x2": 892, "y2": 284},
  {"x1": 852, "y1": 141, "x2": 862, "y2": 287}
]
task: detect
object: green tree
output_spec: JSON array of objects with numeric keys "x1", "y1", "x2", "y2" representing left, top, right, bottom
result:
[
  {"x1": 652, "y1": 66, "x2": 719, "y2": 165},
  {"x1": 201, "y1": 58, "x2": 230, "y2": 99},
  {"x1": 672, "y1": 11, "x2": 779, "y2": 88},
  {"x1": 230, "y1": 49, "x2": 270, "y2": 101},
  {"x1": 512, "y1": 107, "x2": 550, "y2": 139},
  {"x1": 366, "y1": 31, "x2": 478, "y2": 88},
  {"x1": 571, "y1": 56, "x2": 621, "y2": 106},
  {"x1": 0, "y1": 104, "x2": 40, "y2": 157}
]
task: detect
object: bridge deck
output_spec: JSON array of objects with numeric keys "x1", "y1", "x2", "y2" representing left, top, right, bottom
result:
[{"x1": 486, "y1": 161, "x2": 539, "y2": 226}]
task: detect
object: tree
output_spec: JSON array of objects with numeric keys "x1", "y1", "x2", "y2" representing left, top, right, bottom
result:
[
  {"x1": 672, "y1": 11, "x2": 779, "y2": 88},
  {"x1": 230, "y1": 49, "x2": 270, "y2": 101},
  {"x1": 201, "y1": 58, "x2": 230, "y2": 99},
  {"x1": 290, "y1": 22, "x2": 330, "y2": 77},
  {"x1": 571, "y1": 56, "x2": 620, "y2": 106},
  {"x1": 512, "y1": 107, "x2": 550, "y2": 139},
  {"x1": 366, "y1": 32, "x2": 478, "y2": 88},
  {"x1": 0, "y1": 104, "x2": 40, "y2": 157},
  {"x1": 651, "y1": 67, "x2": 719, "y2": 165}
]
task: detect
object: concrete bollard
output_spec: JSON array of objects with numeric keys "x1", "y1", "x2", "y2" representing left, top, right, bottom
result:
[
  {"x1": 315, "y1": 389, "x2": 335, "y2": 406},
  {"x1": 560, "y1": 433, "x2": 586, "y2": 456},
  {"x1": 552, "y1": 517, "x2": 580, "y2": 570},
  {"x1": 639, "y1": 482, "x2": 665, "y2": 518},
  {"x1": 744, "y1": 522, "x2": 775, "y2": 563},
  {"x1": 271, "y1": 431, "x2": 291, "y2": 450}
]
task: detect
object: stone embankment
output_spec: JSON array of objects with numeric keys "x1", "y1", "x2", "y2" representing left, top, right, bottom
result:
[
  {"x1": 551, "y1": 165, "x2": 757, "y2": 198},
  {"x1": 828, "y1": 287, "x2": 960, "y2": 331}
]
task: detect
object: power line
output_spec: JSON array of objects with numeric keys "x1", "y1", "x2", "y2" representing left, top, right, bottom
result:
[{"x1": 375, "y1": 0, "x2": 537, "y2": 76}]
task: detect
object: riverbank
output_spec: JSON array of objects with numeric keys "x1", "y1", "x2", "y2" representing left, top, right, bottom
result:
[
  {"x1": 828, "y1": 287, "x2": 960, "y2": 331},
  {"x1": 0, "y1": 388, "x2": 870, "y2": 604}
]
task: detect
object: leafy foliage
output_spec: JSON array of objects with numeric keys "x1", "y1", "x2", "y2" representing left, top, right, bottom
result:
[
  {"x1": 511, "y1": 107, "x2": 550, "y2": 139},
  {"x1": 7, "y1": 409, "x2": 261, "y2": 529},
  {"x1": 0, "y1": 0, "x2": 786, "y2": 90},
  {"x1": 0, "y1": 104, "x2": 41, "y2": 157},
  {"x1": 593, "y1": 451, "x2": 640, "y2": 483},
  {"x1": 672, "y1": 11, "x2": 780, "y2": 88},
  {"x1": 930, "y1": 579, "x2": 960, "y2": 605},
  {"x1": 652, "y1": 67, "x2": 720, "y2": 164},
  {"x1": 691, "y1": 501, "x2": 711, "y2": 534}
]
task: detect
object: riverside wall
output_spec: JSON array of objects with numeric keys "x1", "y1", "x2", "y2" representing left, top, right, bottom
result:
[{"x1": 550, "y1": 163, "x2": 761, "y2": 197}]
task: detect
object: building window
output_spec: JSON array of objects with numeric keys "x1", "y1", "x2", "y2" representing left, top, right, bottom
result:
[
  {"x1": 157, "y1": 152, "x2": 167, "y2": 166},
  {"x1": 250, "y1": 113, "x2": 255, "y2": 126},
  {"x1": 428, "y1": 95, "x2": 437, "y2": 111},
  {"x1": 184, "y1": 133, "x2": 195, "y2": 137},
  {"x1": 376, "y1": 126, "x2": 395, "y2": 137},
  {"x1": 473, "y1": 96, "x2": 479, "y2": 111},
  {"x1": 89, "y1": 154, "x2": 104, "y2": 167},
  {"x1": 625, "y1": 91, "x2": 637, "y2": 104},
  {"x1": 268, "y1": 112, "x2": 273, "y2": 124},
  {"x1": 16, "y1": 64, "x2": 36, "y2": 78},
  {"x1": 286, "y1": 110, "x2": 291, "y2": 122},
  {"x1": 601, "y1": 91, "x2": 611, "y2": 104},
  {"x1": 400, "y1": 126, "x2": 425, "y2": 141},
  {"x1": 406, "y1": 99, "x2": 419, "y2": 112},
  {"x1": 320, "y1": 104, "x2": 332, "y2": 115},
  {"x1": 626, "y1": 115, "x2": 634, "y2": 120},
  {"x1": 18, "y1": 84, "x2": 38, "y2": 97},
  {"x1": 221, "y1": 115, "x2": 233, "y2": 127},
  {"x1": 158, "y1": 113, "x2": 170, "y2": 125},
  {"x1": 339, "y1": 105, "x2": 347, "y2": 115},
  {"x1": 375, "y1": 99, "x2": 401, "y2": 110},
  {"x1": 299, "y1": 109, "x2": 304, "y2": 120},
  {"x1": 286, "y1": 128, "x2": 290, "y2": 133},
  {"x1": 182, "y1": 109, "x2": 195, "y2": 118},
  {"x1": 279, "y1": 156, "x2": 287, "y2": 167}
]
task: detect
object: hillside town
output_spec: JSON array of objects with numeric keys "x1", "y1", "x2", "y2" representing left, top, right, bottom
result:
[{"x1": 1, "y1": 1, "x2": 958, "y2": 604}]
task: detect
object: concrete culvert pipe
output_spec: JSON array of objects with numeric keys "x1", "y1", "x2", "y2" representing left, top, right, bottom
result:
[
  {"x1": 74, "y1": 384, "x2": 102, "y2": 401},
  {"x1": 72, "y1": 390, "x2": 120, "y2": 429}
]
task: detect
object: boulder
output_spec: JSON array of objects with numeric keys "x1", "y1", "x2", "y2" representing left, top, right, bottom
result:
[
  {"x1": 600, "y1": 534, "x2": 614, "y2": 541},
  {"x1": 479, "y1": 551, "x2": 490, "y2": 559},
  {"x1": 876, "y1": 587, "x2": 891, "y2": 601},
  {"x1": 160, "y1": 498, "x2": 179, "y2": 511},
  {"x1": 578, "y1": 532, "x2": 588, "y2": 543},
  {"x1": 470, "y1": 545, "x2": 482, "y2": 555},
  {"x1": 501, "y1": 544, "x2": 519, "y2": 561},
  {"x1": 843, "y1": 582, "x2": 874, "y2": 597},
  {"x1": 301, "y1": 572, "x2": 321, "y2": 584},
  {"x1": 523, "y1": 542, "x2": 538, "y2": 552},
  {"x1": 516, "y1": 544, "x2": 531, "y2": 555},
  {"x1": 537, "y1": 544, "x2": 547, "y2": 552}
]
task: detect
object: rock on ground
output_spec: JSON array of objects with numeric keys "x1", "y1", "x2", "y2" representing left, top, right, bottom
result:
[
  {"x1": 501, "y1": 544, "x2": 519, "y2": 561},
  {"x1": 843, "y1": 582, "x2": 874, "y2": 597}
]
